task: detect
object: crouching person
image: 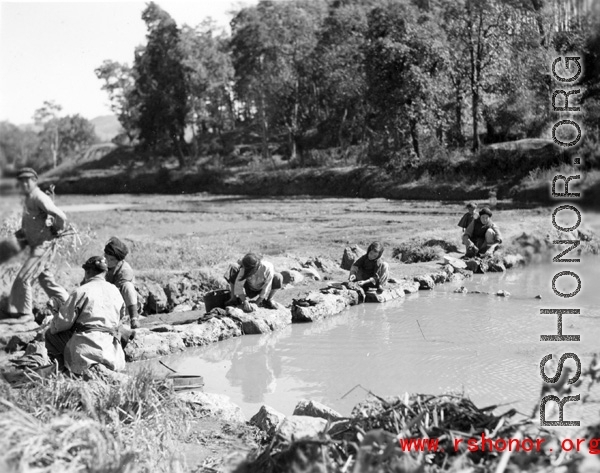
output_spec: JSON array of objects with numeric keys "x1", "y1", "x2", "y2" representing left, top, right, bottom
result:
[
  {"x1": 462, "y1": 207, "x2": 502, "y2": 258},
  {"x1": 45, "y1": 256, "x2": 126, "y2": 375},
  {"x1": 104, "y1": 236, "x2": 140, "y2": 328},
  {"x1": 224, "y1": 253, "x2": 283, "y2": 312},
  {"x1": 349, "y1": 241, "x2": 389, "y2": 293}
]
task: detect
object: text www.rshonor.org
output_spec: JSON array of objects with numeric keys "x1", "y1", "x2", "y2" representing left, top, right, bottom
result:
[{"x1": 398, "y1": 435, "x2": 600, "y2": 453}]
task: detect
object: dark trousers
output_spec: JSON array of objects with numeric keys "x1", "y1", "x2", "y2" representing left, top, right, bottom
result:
[{"x1": 45, "y1": 329, "x2": 73, "y2": 366}]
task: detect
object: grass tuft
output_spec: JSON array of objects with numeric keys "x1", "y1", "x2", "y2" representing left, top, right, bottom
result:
[
  {"x1": 392, "y1": 239, "x2": 448, "y2": 263},
  {"x1": 0, "y1": 369, "x2": 189, "y2": 472}
]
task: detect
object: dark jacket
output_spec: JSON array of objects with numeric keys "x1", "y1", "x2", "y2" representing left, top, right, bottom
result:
[
  {"x1": 465, "y1": 218, "x2": 502, "y2": 243},
  {"x1": 105, "y1": 260, "x2": 138, "y2": 308},
  {"x1": 458, "y1": 211, "x2": 477, "y2": 229},
  {"x1": 351, "y1": 242, "x2": 386, "y2": 283}
]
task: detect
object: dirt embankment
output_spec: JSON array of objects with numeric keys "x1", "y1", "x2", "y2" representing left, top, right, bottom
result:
[
  {"x1": 47, "y1": 164, "x2": 599, "y2": 206},
  {"x1": 46, "y1": 165, "x2": 493, "y2": 199},
  {"x1": 35, "y1": 139, "x2": 598, "y2": 207}
]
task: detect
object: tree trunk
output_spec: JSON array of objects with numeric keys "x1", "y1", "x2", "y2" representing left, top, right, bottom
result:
[
  {"x1": 289, "y1": 130, "x2": 298, "y2": 164},
  {"x1": 338, "y1": 107, "x2": 348, "y2": 149},
  {"x1": 52, "y1": 130, "x2": 59, "y2": 168},
  {"x1": 171, "y1": 129, "x2": 186, "y2": 169},
  {"x1": 190, "y1": 120, "x2": 199, "y2": 160},
  {"x1": 258, "y1": 89, "x2": 270, "y2": 161},
  {"x1": 471, "y1": 86, "x2": 480, "y2": 152},
  {"x1": 409, "y1": 119, "x2": 420, "y2": 159},
  {"x1": 454, "y1": 81, "x2": 465, "y2": 147},
  {"x1": 289, "y1": 76, "x2": 300, "y2": 163},
  {"x1": 469, "y1": 4, "x2": 483, "y2": 153}
]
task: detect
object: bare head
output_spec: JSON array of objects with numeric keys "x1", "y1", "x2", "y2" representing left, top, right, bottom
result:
[
  {"x1": 479, "y1": 207, "x2": 492, "y2": 224},
  {"x1": 366, "y1": 241, "x2": 384, "y2": 261}
]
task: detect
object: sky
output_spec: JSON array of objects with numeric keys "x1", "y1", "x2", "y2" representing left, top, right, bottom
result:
[{"x1": 0, "y1": 0, "x2": 254, "y2": 125}]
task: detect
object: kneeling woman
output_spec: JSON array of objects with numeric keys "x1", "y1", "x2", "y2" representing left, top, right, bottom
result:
[{"x1": 348, "y1": 241, "x2": 389, "y2": 292}]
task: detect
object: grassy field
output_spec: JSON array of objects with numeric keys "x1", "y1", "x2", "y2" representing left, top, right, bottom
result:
[{"x1": 0, "y1": 193, "x2": 577, "y2": 298}]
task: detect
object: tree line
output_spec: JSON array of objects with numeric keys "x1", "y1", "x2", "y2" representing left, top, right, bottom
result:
[
  {"x1": 0, "y1": 101, "x2": 98, "y2": 172},
  {"x1": 3, "y1": 0, "x2": 599, "y2": 173}
]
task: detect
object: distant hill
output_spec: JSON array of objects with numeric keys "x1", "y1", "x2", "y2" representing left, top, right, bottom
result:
[{"x1": 91, "y1": 115, "x2": 123, "y2": 141}]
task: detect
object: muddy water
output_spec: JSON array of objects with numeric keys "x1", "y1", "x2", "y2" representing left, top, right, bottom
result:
[{"x1": 154, "y1": 258, "x2": 600, "y2": 420}]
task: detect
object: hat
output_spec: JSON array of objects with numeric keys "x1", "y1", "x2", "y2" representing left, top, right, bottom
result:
[
  {"x1": 104, "y1": 236, "x2": 129, "y2": 261},
  {"x1": 82, "y1": 256, "x2": 108, "y2": 272},
  {"x1": 466, "y1": 202, "x2": 476, "y2": 209},
  {"x1": 241, "y1": 253, "x2": 260, "y2": 270},
  {"x1": 240, "y1": 253, "x2": 261, "y2": 280},
  {"x1": 16, "y1": 168, "x2": 38, "y2": 180},
  {"x1": 479, "y1": 207, "x2": 493, "y2": 217}
]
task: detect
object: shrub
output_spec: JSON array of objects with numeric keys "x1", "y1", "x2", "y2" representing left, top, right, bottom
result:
[{"x1": 392, "y1": 239, "x2": 445, "y2": 263}]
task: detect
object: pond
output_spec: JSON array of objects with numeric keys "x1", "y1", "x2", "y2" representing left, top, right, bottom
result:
[{"x1": 150, "y1": 258, "x2": 600, "y2": 421}]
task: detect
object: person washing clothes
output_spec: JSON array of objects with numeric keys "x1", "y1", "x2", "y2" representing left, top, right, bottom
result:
[
  {"x1": 224, "y1": 253, "x2": 284, "y2": 312},
  {"x1": 348, "y1": 241, "x2": 389, "y2": 293},
  {"x1": 462, "y1": 207, "x2": 503, "y2": 257}
]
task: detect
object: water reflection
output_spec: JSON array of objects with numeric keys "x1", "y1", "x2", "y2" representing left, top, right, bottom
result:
[
  {"x1": 225, "y1": 335, "x2": 282, "y2": 403},
  {"x1": 157, "y1": 259, "x2": 600, "y2": 419}
]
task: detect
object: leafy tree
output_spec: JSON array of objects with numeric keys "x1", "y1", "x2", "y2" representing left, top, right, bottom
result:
[
  {"x1": 55, "y1": 115, "x2": 98, "y2": 159},
  {"x1": 95, "y1": 60, "x2": 139, "y2": 143},
  {"x1": 133, "y1": 2, "x2": 189, "y2": 166},
  {"x1": 33, "y1": 101, "x2": 62, "y2": 168},
  {"x1": 179, "y1": 20, "x2": 235, "y2": 157},
  {"x1": 479, "y1": 2, "x2": 551, "y2": 142},
  {"x1": 443, "y1": 0, "x2": 516, "y2": 151},
  {"x1": 365, "y1": 1, "x2": 449, "y2": 161},
  {"x1": 230, "y1": 0, "x2": 327, "y2": 163},
  {"x1": 311, "y1": 1, "x2": 373, "y2": 152},
  {"x1": 32, "y1": 101, "x2": 98, "y2": 169},
  {"x1": 0, "y1": 122, "x2": 40, "y2": 169}
]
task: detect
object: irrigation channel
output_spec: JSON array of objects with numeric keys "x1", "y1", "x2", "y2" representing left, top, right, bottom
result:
[{"x1": 145, "y1": 259, "x2": 600, "y2": 421}]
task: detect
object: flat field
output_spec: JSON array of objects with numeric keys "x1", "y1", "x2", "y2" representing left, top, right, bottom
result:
[{"x1": 0, "y1": 193, "x2": 565, "y2": 296}]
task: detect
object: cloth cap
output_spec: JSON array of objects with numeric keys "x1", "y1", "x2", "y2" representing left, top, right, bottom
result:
[
  {"x1": 466, "y1": 202, "x2": 476, "y2": 209},
  {"x1": 240, "y1": 253, "x2": 261, "y2": 280},
  {"x1": 16, "y1": 168, "x2": 38, "y2": 180},
  {"x1": 241, "y1": 253, "x2": 260, "y2": 270},
  {"x1": 82, "y1": 256, "x2": 108, "y2": 272},
  {"x1": 479, "y1": 207, "x2": 493, "y2": 217},
  {"x1": 104, "y1": 236, "x2": 129, "y2": 261}
]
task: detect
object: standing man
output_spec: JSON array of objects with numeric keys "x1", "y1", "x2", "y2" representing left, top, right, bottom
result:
[
  {"x1": 3, "y1": 168, "x2": 69, "y2": 318},
  {"x1": 45, "y1": 256, "x2": 126, "y2": 374},
  {"x1": 224, "y1": 253, "x2": 284, "y2": 312},
  {"x1": 104, "y1": 236, "x2": 140, "y2": 328}
]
